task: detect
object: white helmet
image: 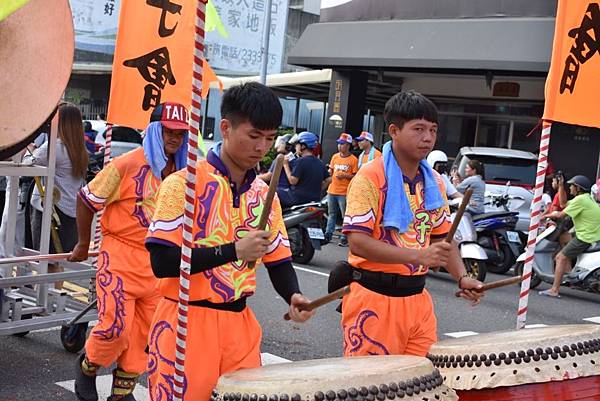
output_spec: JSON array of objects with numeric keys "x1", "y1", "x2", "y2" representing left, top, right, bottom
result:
[
  {"x1": 592, "y1": 179, "x2": 600, "y2": 202},
  {"x1": 426, "y1": 150, "x2": 448, "y2": 168}
]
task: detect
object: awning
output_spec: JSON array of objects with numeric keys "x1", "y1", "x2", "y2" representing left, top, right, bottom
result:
[
  {"x1": 288, "y1": 18, "x2": 555, "y2": 74},
  {"x1": 210, "y1": 68, "x2": 332, "y2": 100}
]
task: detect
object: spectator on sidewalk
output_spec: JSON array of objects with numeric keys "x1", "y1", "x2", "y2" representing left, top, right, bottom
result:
[{"x1": 356, "y1": 131, "x2": 382, "y2": 169}]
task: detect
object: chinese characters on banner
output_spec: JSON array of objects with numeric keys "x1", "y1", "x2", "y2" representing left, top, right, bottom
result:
[
  {"x1": 543, "y1": 1, "x2": 600, "y2": 129},
  {"x1": 205, "y1": 0, "x2": 289, "y2": 74},
  {"x1": 107, "y1": 0, "x2": 196, "y2": 129}
]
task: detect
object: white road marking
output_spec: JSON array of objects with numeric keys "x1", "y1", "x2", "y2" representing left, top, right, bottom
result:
[
  {"x1": 293, "y1": 265, "x2": 330, "y2": 277},
  {"x1": 583, "y1": 317, "x2": 600, "y2": 324},
  {"x1": 55, "y1": 353, "x2": 290, "y2": 399},
  {"x1": 524, "y1": 324, "x2": 548, "y2": 329},
  {"x1": 444, "y1": 331, "x2": 479, "y2": 338}
]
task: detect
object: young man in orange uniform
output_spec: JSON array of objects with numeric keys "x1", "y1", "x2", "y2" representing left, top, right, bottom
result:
[
  {"x1": 69, "y1": 103, "x2": 190, "y2": 401},
  {"x1": 341, "y1": 91, "x2": 483, "y2": 357},
  {"x1": 325, "y1": 133, "x2": 358, "y2": 247},
  {"x1": 145, "y1": 82, "x2": 315, "y2": 401}
]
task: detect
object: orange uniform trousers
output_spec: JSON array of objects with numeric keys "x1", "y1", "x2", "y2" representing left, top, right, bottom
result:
[
  {"x1": 85, "y1": 236, "x2": 160, "y2": 374},
  {"x1": 342, "y1": 282, "x2": 437, "y2": 357},
  {"x1": 147, "y1": 298, "x2": 262, "y2": 401}
]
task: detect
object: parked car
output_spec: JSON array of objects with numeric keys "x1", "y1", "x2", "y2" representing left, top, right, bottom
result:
[{"x1": 452, "y1": 147, "x2": 537, "y2": 232}]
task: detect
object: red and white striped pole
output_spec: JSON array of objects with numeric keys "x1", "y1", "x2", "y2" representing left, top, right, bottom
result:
[
  {"x1": 172, "y1": 1, "x2": 206, "y2": 400},
  {"x1": 516, "y1": 121, "x2": 552, "y2": 329}
]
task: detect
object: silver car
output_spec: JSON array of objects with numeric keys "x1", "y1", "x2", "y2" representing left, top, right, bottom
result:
[{"x1": 452, "y1": 147, "x2": 538, "y2": 232}]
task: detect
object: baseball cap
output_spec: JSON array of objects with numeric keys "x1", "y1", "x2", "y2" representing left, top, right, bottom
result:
[
  {"x1": 336, "y1": 133, "x2": 353, "y2": 144},
  {"x1": 356, "y1": 131, "x2": 374, "y2": 142},
  {"x1": 150, "y1": 102, "x2": 190, "y2": 130}
]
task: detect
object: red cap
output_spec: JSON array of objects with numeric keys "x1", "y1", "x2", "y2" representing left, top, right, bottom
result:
[{"x1": 159, "y1": 102, "x2": 190, "y2": 130}]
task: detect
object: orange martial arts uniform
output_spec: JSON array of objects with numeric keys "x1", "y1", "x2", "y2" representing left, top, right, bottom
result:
[
  {"x1": 146, "y1": 152, "x2": 292, "y2": 401},
  {"x1": 341, "y1": 157, "x2": 451, "y2": 357},
  {"x1": 79, "y1": 147, "x2": 162, "y2": 374}
]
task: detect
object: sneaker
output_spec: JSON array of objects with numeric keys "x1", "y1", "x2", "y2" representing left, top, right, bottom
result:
[
  {"x1": 323, "y1": 233, "x2": 332, "y2": 245},
  {"x1": 74, "y1": 354, "x2": 98, "y2": 401},
  {"x1": 338, "y1": 238, "x2": 349, "y2": 247}
]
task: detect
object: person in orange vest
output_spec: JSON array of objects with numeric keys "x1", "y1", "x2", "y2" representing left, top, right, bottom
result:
[
  {"x1": 145, "y1": 82, "x2": 315, "y2": 401},
  {"x1": 325, "y1": 133, "x2": 358, "y2": 247},
  {"x1": 356, "y1": 131, "x2": 381, "y2": 169},
  {"x1": 69, "y1": 102, "x2": 190, "y2": 401}
]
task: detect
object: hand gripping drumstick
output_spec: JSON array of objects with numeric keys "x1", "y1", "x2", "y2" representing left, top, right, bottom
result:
[
  {"x1": 283, "y1": 285, "x2": 351, "y2": 321},
  {"x1": 455, "y1": 276, "x2": 522, "y2": 297},
  {"x1": 248, "y1": 154, "x2": 285, "y2": 269}
]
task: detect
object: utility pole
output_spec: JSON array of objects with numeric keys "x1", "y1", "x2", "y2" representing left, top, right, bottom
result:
[{"x1": 259, "y1": 0, "x2": 273, "y2": 84}]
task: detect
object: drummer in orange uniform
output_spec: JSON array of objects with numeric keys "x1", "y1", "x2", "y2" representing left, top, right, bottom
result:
[
  {"x1": 341, "y1": 90, "x2": 484, "y2": 358},
  {"x1": 68, "y1": 102, "x2": 189, "y2": 401},
  {"x1": 145, "y1": 82, "x2": 315, "y2": 401}
]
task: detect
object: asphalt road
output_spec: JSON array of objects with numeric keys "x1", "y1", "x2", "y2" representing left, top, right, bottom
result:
[{"x1": 1, "y1": 243, "x2": 599, "y2": 400}]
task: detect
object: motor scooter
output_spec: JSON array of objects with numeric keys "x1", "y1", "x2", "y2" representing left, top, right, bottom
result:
[
  {"x1": 514, "y1": 221, "x2": 600, "y2": 293},
  {"x1": 448, "y1": 198, "x2": 488, "y2": 281},
  {"x1": 283, "y1": 201, "x2": 327, "y2": 264}
]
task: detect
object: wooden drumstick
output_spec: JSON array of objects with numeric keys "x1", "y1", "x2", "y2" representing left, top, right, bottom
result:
[
  {"x1": 283, "y1": 285, "x2": 351, "y2": 321},
  {"x1": 455, "y1": 276, "x2": 521, "y2": 297},
  {"x1": 248, "y1": 154, "x2": 285, "y2": 269},
  {"x1": 445, "y1": 189, "x2": 473, "y2": 244}
]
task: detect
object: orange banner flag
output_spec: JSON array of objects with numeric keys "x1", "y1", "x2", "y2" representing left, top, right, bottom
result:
[
  {"x1": 107, "y1": 0, "x2": 196, "y2": 130},
  {"x1": 543, "y1": 1, "x2": 600, "y2": 129},
  {"x1": 201, "y1": 58, "x2": 223, "y2": 99}
]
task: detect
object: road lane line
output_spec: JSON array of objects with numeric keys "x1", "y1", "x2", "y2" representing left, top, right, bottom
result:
[
  {"x1": 444, "y1": 331, "x2": 479, "y2": 338},
  {"x1": 293, "y1": 265, "x2": 330, "y2": 277},
  {"x1": 524, "y1": 324, "x2": 548, "y2": 329},
  {"x1": 583, "y1": 317, "x2": 600, "y2": 324}
]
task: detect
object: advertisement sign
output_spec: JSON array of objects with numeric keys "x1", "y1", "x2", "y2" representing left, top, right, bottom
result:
[
  {"x1": 70, "y1": 0, "x2": 120, "y2": 55},
  {"x1": 205, "y1": 0, "x2": 289, "y2": 74}
]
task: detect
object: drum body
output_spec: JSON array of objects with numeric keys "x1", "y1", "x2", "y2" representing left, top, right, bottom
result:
[
  {"x1": 213, "y1": 355, "x2": 458, "y2": 401},
  {"x1": 428, "y1": 324, "x2": 600, "y2": 401}
]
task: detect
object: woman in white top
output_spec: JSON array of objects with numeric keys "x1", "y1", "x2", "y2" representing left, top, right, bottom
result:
[{"x1": 24, "y1": 103, "x2": 88, "y2": 286}]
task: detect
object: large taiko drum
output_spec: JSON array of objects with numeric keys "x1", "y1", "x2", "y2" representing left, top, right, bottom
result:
[
  {"x1": 212, "y1": 355, "x2": 458, "y2": 401},
  {"x1": 0, "y1": 0, "x2": 74, "y2": 159},
  {"x1": 428, "y1": 324, "x2": 600, "y2": 401}
]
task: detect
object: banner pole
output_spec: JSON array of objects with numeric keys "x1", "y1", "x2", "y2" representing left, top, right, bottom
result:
[
  {"x1": 172, "y1": 1, "x2": 206, "y2": 400},
  {"x1": 516, "y1": 121, "x2": 552, "y2": 329}
]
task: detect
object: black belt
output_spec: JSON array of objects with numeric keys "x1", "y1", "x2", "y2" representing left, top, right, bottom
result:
[
  {"x1": 351, "y1": 266, "x2": 426, "y2": 297},
  {"x1": 165, "y1": 296, "x2": 247, "y2": 312}
]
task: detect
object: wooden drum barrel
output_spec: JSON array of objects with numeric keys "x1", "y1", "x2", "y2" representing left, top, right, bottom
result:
[
  {"x1": 212, "y1": 355, "x2": 458, "y2": 401},
  {"x1": 428, "y1": 324, "x2": 600, "y2": 401}
]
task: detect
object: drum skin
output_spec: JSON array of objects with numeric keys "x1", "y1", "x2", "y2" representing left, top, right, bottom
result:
[
  {"x1": 213, "y1": 355, "x2": 458, "y2": 401},
  {"x1": 0, "y1": 0, "x2": 74, "y2": 156},
  {"x1": 428, "y1": 325, "x2": 600, "y2": 401}
]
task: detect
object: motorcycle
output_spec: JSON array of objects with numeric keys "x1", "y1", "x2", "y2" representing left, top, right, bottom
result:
[
  {"x1": 283, "y1": 201, "x2": 327, "y2": 264},
  {"x1": 514, "y1": 221, "x2": 600, "y2": 294},
  {"x1": 448, "y1": 198, "x2": 488, "y2": 281},
  {"x1": 473, "y1": 193, "x2": 526, "y2": 274}
]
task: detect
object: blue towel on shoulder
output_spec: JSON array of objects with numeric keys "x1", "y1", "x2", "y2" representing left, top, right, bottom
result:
[
  {"x1": 382, "y1": 141, "x2": 445, "y2": 233},
  {"x1": 143, "y1": 121, "x2": 188, "y2": 179}
]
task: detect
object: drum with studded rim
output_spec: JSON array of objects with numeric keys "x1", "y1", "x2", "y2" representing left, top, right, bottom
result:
[
  {"x1": 212, "y1": 355, "x2": 458, "y2": 401},
  {"x1": 428, "y1": 324, "x2": 600, "y2": 400}
]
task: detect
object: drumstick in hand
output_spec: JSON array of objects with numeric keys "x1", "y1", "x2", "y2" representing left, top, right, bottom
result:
[
  {"x1": 445, "y1": 189, "x2": 473, "y2": 244},
  {"x1": 455, "y1": 276, "x2": 521, "y2": 297},
  {"x1": 248, "y1": 154, "x2": 285, "y2": 269},
  {"x1": 283, "y1": 285, "x2": 350, "y2": 321}
]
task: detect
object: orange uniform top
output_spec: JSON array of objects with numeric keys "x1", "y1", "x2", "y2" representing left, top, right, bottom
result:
[
  {"x1": 327, "y1": 153, "x2": 358, "y2": 195},
  {"x1": 342, "y1": 157, "x2": 451, "y2": 275},
  {"x1": 146, "y1": 153, "x2": 292, "y2": 303},
  {"x1": 79, "y1": 147, "x2": 161, "y2": 250},
  {"x1": 359, "y1": 148, "x2": 382, "y2": 167}
]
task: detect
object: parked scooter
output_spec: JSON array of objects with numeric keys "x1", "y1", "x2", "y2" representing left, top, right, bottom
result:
[
  {"x1": 283, "y1": 201, "x2": 327, "y2": 264},
  {"x1": 448, "y1": 198, "x2": 488, "y2": 281},
  {"x1": 514, "y1": 221, "x2": 600, "y2": 293},
  {"x1": 473, "y1": 193, "x2": 526, "y2": 274}
]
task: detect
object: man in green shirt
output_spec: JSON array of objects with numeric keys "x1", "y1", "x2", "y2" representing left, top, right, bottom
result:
[{"x1": 541, "y1": 175, "x2": 600, "y2": 297}]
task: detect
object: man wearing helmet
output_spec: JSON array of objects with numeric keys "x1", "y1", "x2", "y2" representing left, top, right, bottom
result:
[
  {"x1": 279, "y1": 131, "x2": 330, "y2": 207},
  {"x1": 541, "y1": 175, "x2": 600, "y2": 297},
  {"x1": 426, "y1": 150, "x2": 462, "y2": 200}
]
